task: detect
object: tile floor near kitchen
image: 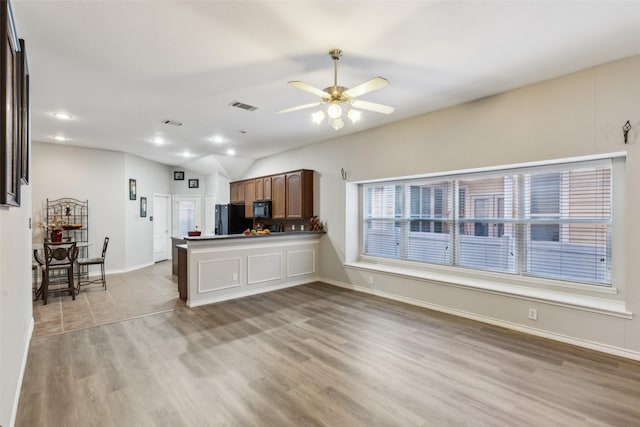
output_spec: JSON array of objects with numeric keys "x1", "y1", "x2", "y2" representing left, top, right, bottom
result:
[{"x1": 32, "y1": 261, "x2": 180, "y2": 338}]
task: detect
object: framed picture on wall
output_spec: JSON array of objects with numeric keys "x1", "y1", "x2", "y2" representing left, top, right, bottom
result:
[
  {"x1": 0, "y1": 3, "x2": 20, "y2": 207},
  {"x1": 140, "y1": 197, "x2": 147, "y2": 217},
  {"x1": 188, "y1": 178, "x2": 199, "y2": 189},
  {"x1": 18, "y1": 38, "x2": 28, "y2": 184},
  {"x1": 129, "y1": 178, "x2": 136, "y2": 200},
  {"x1": 174, "y1": 171, "x2": 184, "y2": 180}
]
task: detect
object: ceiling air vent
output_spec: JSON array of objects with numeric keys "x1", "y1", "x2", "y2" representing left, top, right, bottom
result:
[
  {"x1": 229, "y1": 101, "x2": 258, "y2": 111},
  {"x1": 162, "y1": 119, "x2": 183, "y2": 126}
]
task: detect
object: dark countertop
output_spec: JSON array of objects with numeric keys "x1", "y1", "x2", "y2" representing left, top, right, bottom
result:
[{"x1": 181, "y1": 230, "x2": 325, "y2": 242}]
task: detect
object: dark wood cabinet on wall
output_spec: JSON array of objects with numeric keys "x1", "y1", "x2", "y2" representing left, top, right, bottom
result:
[
  {"x1": 255, "y1": 177, "x2": 264, "y2": 201},
  {"x1": 271, "y1": 174, "x2": 286, "y2": 218},
  {"x1": 285, "y1": 170, "x2": 313, "y2": 219},
  {"x1": 254, "y1": 176, "x2": 272, "y2": 201},
  {"x1": 231, "y1": 169, "x2": 313, "y2": 220},
  {"x1": 244, "y1": 179, "x2": 256, "y2": 218},
  {"x1": 230, "y1": 181, "x2": 244, "y2": 204},
  {"x1": 263, "y1": 176, "x2": 272, "y2": 200}
]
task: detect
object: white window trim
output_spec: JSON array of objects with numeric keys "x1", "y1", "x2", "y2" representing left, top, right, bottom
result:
[
  {"x1": 345, "y1": 152, "x2": 627, "y2": 316},
  {"x1": 344, "y1": 260, "x2": 629, "y2": 319}
]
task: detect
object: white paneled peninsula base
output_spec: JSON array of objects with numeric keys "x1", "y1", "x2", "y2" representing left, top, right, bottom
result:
[{"x1": 180, "y1": 232, "x2": 322, "y2": 307}]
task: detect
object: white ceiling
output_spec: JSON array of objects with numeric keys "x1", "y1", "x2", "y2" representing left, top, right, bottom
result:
[{"x1": 11, "y1": 1, "x2": 640, "y2": 178}]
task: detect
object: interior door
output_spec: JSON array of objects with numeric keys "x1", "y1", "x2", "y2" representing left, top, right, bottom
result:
[{"x1": 153, "y1": 194, "x2": 170, "y2": 262}]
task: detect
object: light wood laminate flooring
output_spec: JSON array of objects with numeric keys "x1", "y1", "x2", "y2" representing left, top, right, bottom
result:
[{"x1": 18, "y1": 265, "x2": 640, "y2": 426}]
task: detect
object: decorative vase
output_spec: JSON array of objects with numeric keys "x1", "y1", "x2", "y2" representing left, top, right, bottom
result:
[{"x1": 51, "y1": 230, "x2": 63, "y2": 242}]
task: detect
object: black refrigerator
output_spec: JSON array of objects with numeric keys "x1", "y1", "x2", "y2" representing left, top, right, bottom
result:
[{"x1": 215, "y1": 204, "x2": 251, "y2": 235}]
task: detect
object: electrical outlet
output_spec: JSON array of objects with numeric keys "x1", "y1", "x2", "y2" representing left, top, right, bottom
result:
[
  {"x1": 232, "y1": 273, "x2": 238, "y2": 281},
  {"x1": 528, "y1": 308, "x2": 538, "y2": 321},
  {"x1": 368, "y1": 276, "x2": 374, "y2": 285}
]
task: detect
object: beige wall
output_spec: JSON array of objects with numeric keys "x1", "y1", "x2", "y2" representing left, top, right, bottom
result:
[
  {"x1": 243, "y1": 55, "x2": 640, "y2": 357},
  {"x1": 124, "y1": 153, "x2": 173, "y2": 269},
  {"x1": 0, "y1": 183, "x2": 32, "y2": 426},
  {"x1": 32, "y1": 143, "x2": 126, "y2": 271},
  {"x1": 31, "y1": 143, "x2": 174, "y2": 272}
]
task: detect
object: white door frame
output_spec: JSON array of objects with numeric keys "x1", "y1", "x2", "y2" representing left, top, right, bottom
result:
[{"x1": 173, "y1": 195, "x2": 202, "y2": 237}]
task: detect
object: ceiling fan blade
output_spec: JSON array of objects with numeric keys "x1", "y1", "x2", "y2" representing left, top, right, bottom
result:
[
  {"x1": 288, "y1": 81, "x2": 331, "y2": 99},
  {"x1": 277, "y1": 101, "x2": 325, "y2": 114},
  {"x1": 351, "y1": 100, "x2": 395, "y2": 115},
  {"x1": 343, "y1": 77, "x2": 389, "y2": 99}
]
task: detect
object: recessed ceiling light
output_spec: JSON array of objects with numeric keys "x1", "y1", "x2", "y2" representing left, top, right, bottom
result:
[
  {"x1": 182, "y1": 151, "x2": 192, "y2": 158},
  {"x1": 226, "y1": 149, "x2": 235, "y2": 156},
  {"x1": 53, "y1": 135, "x2": 67, "y2": 141},
  {"x1": 52, "y1": 112, "x2": 72, "y2": 120},
  {"x1": 212, "y1": 135, "x2": 224, "y2": 144},
  {"x1": 152, "y1": 137, "x2": 164, "y2": 145}
]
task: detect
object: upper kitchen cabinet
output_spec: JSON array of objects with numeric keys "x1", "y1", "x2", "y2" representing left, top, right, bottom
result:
[
  {"x1": 263, "y1": 176, "x2": 272, "y2": 200},
  {"x1": 255, "y1": 176, "x2": 272, "y2": 201},
  {"x1": 271, "y1": 174, "x2": 286, "y2": 218},
  {"x1": 285, "y1": 170, "x2": 313, "y2": 219},
  {"x1": 244, "y1": 179, "x2": 256, "y2": 218},
  {"x1": 255, "y1": 177, "x2": 264, "y2": 201},
  {"x1": 230, "y1": 181, "x2": 244, "y2": 204},
  {"x1": 231, "y1": 169, "x2": 313, "y2": 219}
]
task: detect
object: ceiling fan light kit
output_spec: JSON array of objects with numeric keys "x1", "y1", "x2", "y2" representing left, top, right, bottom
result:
[
  {"x1": 327, "y1": 103, "x2": 342, "y2": 119},
  {"x1": 279, "y1": 48, "x2": 394, "y2": 130},
  {"x1": 347, "y1": 109, "x2": 361, "y2": 123}
]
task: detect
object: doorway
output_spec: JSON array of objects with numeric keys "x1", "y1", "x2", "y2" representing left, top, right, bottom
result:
[{"x1": 173, "y1": 195, "x2": 201, "y2": 237}]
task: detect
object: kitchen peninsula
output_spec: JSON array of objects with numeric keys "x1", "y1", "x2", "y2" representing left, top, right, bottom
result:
[{"x1": 177, "y1": 231, "x2": 323, "y2": 307}]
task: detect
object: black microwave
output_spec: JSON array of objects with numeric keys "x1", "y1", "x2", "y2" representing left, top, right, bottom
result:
[{"x1": 253, "y1": 201, "x2": 272, "y2": 218}]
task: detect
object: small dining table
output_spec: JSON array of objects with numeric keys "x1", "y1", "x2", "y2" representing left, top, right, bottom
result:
[{"x1": 32, "y1": 241, "x2": 91, "y2": 302}]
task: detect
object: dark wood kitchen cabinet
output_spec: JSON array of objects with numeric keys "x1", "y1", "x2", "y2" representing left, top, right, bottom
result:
[
  {"x1": 255, "y1": 177, "x2": 272, "y2": 201},
  {"x1": 230, "y1": 170, "x2": 312, "y2": 219},
  {"x1": 263, "y1": 176, "x2": 272, "y2": 200},
  {"x1": 244, "y1": 179, "x2": 256, "y2": 218},
  {"x1": 230, "y1": 181, "x2": 244, "y2": 204},
  {"x1": 271, "y1": 174, "x2": 286, "y2": 218},
  {"x1": 286, "y1": 170, "x2": 313, "y2": 219},
  {"x1": 255, "y1": 178, "x2": 264, "y2": 201}
]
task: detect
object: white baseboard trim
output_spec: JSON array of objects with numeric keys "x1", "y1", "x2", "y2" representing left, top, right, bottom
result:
[
  {"x1": 10, "y1": 316, "x2": 34, "y2": 427},
  {"x1": 187, "y1": 276, "x2": 320, "y2": 308},
  {"x1": 321, "y1": 277, "x2": 640, "y2": 362},
  {"x1": 103, "y1": 261, "x2": 156, "y2": 276}
]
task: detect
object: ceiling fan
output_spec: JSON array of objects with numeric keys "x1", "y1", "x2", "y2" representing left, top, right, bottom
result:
[{"x1": 277, "y1": 49, "x2": 394, "y2": 130}]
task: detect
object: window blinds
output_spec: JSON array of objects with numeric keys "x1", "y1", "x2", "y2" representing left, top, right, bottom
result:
[{"x1": 362, "y1": 159, "x2": 613, "y2": 286}]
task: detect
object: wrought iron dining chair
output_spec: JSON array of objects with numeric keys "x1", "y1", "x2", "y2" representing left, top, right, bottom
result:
[
  {"x1": 32, "y1": 261, "x2": 39, "y2": 301},
  {"x1": 77, "y1": 237, "x2": 109, "y2": 291},
  {"x1": 41, "y1": 241, "x2": 79, "y2": 305}
]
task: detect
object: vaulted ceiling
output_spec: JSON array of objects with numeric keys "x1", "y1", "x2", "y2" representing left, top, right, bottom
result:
[{"x1": 11, "y1": 1, "x2": 640, "y2": 178}]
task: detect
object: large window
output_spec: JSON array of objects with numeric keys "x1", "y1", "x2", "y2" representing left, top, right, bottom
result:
[{"x1": 362, "y1": 158, "x2": 615, "y2": 286}]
